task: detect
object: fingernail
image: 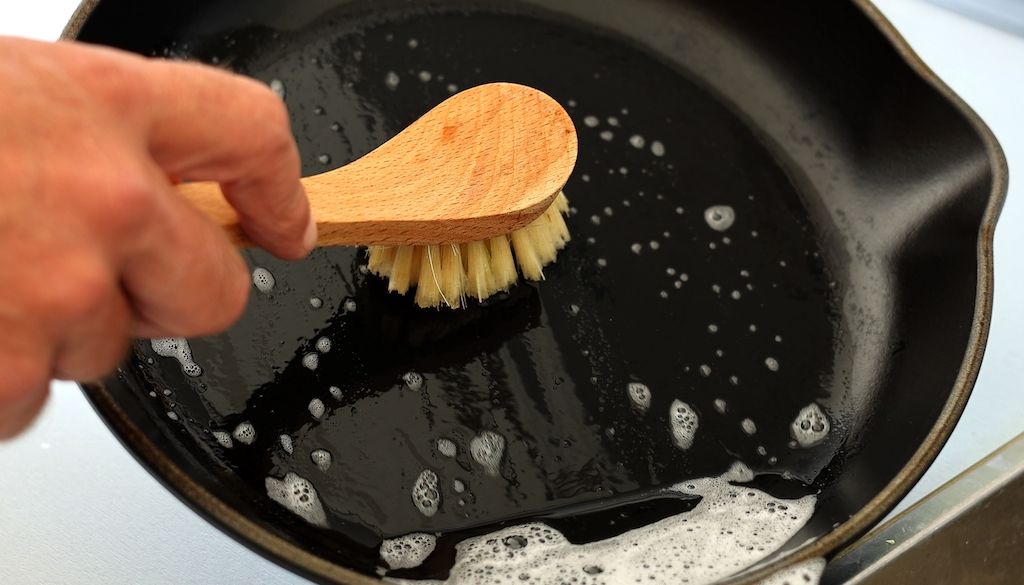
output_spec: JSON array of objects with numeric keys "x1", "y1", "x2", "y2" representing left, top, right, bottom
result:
[{"x1": 302, "y1": 213, "x2": 318, "y2": 253}]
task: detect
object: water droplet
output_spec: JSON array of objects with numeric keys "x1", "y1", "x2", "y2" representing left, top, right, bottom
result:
[
  {"x1": 252, "y1": 267, "x2": 275, "y2": 293},
  {"x1": 302, "y1": 352, "x2": 319, "y2": 370},
  {"x1": 310, "y1": 448, "x2": 332, "y2": 472},
  {"x1": 741, "y1": 419, "x2": 757, "y2": 435},
  {"x1": 704, "y1": 205, "x2": 736, "y2": 232},
  {"x1": 315, "y1": 336, "x2": 331, "y2": 353}
]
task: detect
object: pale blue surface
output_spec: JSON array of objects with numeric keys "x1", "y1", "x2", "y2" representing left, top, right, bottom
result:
[{"x1": 1, "y1": 1, "x2": 1022, "y2": 583}]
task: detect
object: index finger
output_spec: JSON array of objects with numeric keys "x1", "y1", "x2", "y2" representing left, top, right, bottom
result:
[{"x1": 139, "y1": 58, "x2": 315, "y2": 259}]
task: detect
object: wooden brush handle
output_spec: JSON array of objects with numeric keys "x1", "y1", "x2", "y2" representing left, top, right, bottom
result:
[{"x1": 175, "y1": 83, "x2": 578, "y2": 247}]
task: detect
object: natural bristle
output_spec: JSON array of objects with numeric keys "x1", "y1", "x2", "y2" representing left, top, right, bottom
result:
[{"x1": 368, "y1": 192, "x2": 571, "y2": 308}]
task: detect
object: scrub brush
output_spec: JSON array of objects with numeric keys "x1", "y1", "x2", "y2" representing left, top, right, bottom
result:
[{"x1": 174, "y1": 82, "x2": 578, "y2": 308}]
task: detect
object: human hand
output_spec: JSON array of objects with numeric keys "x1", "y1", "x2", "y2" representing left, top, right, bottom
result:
[{"x1": 0, "y1": 37, "x2": 315, "y2": 438}]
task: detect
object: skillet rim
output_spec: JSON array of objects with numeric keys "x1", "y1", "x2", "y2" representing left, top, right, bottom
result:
[{"x1": 61, "y1": 0, "x2": 1009, "y2": 582}]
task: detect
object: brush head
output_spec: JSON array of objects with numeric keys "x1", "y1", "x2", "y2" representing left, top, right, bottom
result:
[{"x1": 367, "y1": 192, "x2": 571, "y2": 308}]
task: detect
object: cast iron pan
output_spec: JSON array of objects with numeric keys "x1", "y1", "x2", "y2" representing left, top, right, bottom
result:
[{"x1": 63, "y1": 0, "x2": 1007, "y2": 583}]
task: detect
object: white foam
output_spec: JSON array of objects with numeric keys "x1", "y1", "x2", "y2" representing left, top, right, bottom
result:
[
  {"x1": 387, "y1": 462, "x2": 815, "y2": 585},
  {"x1": 315, "y1": 336, "x2": 332, "y2": 353},
  {"x1": 265, "y1": 472, "x2": 328, "y2": 527},
  {"x1": 791, "y1": 403, "x2": 830, "y2": 448},
  {"x1": 385, "y1": 71, "x2": 400, "y2": 90},
  {"x1": 311, "y1": 448, "x2": 332, "y2": 472},
  {"x1": 329, "y1": 385, "x2": 343, "y2": 400},
  {"x1": 302, "y1": 352, "x2": 319, "y2": 370},
  {"x1": 469, "y1": 431, "x2": 505, "y2": 477},
  {"x1": 418, "y1": 70, "x2": 432, "y2": 82},
  {"x1": 280, "y1": 434, "x2": 294, "y2": 454},
  {"x1": 630, "y1": 243, "x2": 642, "y2": 255},
  {"x1": 412, "y1": 469, "x2": 441, "y2": 517},
  {"x1": 408, "y1": 38, "x2": 419, "y2": 48},
  {"x1": 309, "y1": 296, "x2": 323, "y2": 309},
  {"x1": 452, "y1": 479, "x2": 466, "y2": 493},
  {"x1": 446, "y1": 83, "x2": 458, "y2": 94},
  {"x1": 713, "y1": 398, "x2": 727, "y2": 414},
  {"x1": 704, "y1": 205, "x2": 736, "y2": 232},
  {"x1": 212, "y1": 431, "x2": 233, "y2": 448},
  {"x1": 381, "y1": 533, "x2": 438, "y2": 570},
  {"x1": 308, "y1": 398, "x2": 325, "y2": 420},
  {"x1": 151, "y1": 338, "x2": 202, "y2": 377},
  {"x1": 583, "y1": 115, "x2": 599, "y2": 128},
  {"x1": 765, "y1": 357, "x2": 780, "y2": 372},
  {"x1": 252, "y1": 267, "x2": 275, "y2": 293},
  {"x1": 629, "y1": 134, "x2": 645, "y2": 149},
  {"x1": 650, "y1": 140, "x2": 666, "y2": 157},
  {"x1": 600, "y1": 130, "x2": 614, "y2": 142},
  {"x1": 403, "y1": 372, "x2": 424, "y2": 391},
  {"x1": 741, "y1": 418, "x2": 758, "y2": 436},
  {"x1": 669, "y1": 400, "x2": 698, "y2": 450},
  {"x1": 232, "y1": 421, "x2": 256, "y2": 445},
  {"x1": 627, "y1": 383, "x2": 651, "y2": 413},
  {"x1": 344, "y1": 299, "x2": 358, "y2": 312},
  {"x1": 436, "y1": 438, "x2": 457, "y2": 458},
  {"x1": 756, "y1": 558, "x2": 826, "y2": 585}
]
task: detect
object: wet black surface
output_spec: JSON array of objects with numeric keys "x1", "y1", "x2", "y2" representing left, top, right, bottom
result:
[{"x1": 120, "y1": 4, "x2": 839, "y2": 577}]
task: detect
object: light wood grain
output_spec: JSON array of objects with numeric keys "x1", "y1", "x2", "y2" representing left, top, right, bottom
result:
[{"x1": 176, "y1": 83, "x2": 578, "y2": 247}]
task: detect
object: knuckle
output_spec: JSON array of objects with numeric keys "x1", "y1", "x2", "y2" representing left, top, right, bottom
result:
[
  {"x1": 114, "y1": 173, "x2": 158, "y2": 218},
  {"x1": 76, "y1": 59, "x2": 150, "y2": 114},
  {"x1": 69, "y1": 164, "x2": 157, "y2": 233},
  {"x1": 249, "y1": 91, "x2": 296, "y2": 160}
]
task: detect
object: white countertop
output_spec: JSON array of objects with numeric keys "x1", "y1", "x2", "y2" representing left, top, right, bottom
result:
[{"x1": 1, "y1": 1, "x2": 1022, "y2": 583}]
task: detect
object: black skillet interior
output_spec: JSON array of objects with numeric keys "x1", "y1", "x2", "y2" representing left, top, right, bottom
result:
[{"x1": 74, "y1": 0, "x2": 998, "y2": 582}]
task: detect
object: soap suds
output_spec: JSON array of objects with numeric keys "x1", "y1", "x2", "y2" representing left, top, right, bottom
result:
[
  {"x1": 381, "y1": 533, "x2": 438, "y2": 570},
  {"x1": 311, "y1": 448, "x2": 333, "y2": 472},
  {"x1": 211, "y1": 431, "x2": 233, "y2": 448},
  {"x1": 232, "y1": 421, "x2": 256, "y2": 445},
  {"x1": 386, "y1": 462, "x2": 815, "y2": 585},
  {"x1": 412, "y1": 469, "x2": 441, "y2": 517},
  {"x1": 704, "y1": 205, "x2": 736, "y2": 232},
  {"x1": 469, "y1": 431, "x2": 506, "y2": 477},
  {"x1": 265, "y1": 472, "x2": 328, "y2": 527},
  {"x1": 252, "y1": 267, "x2": 275, "y2": 293},
  {"x1": 308, "y1": 398, "x2": 325, "y2": 420},
  {"x1": 151, "y1": 338, "x2": 202, "y2": 377},
  {"x1": 627, "y1": 383, "x2": 651, "y2": 413},
  {"x1": 791, "y1": 403, "x2": 830, "y2": 448},
  {"x1": 669, "y1": 400, "x2": 698, "y2": 450},
  {"x1": 436, "y1": 438, "x2": 457, "y2": 458}
]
